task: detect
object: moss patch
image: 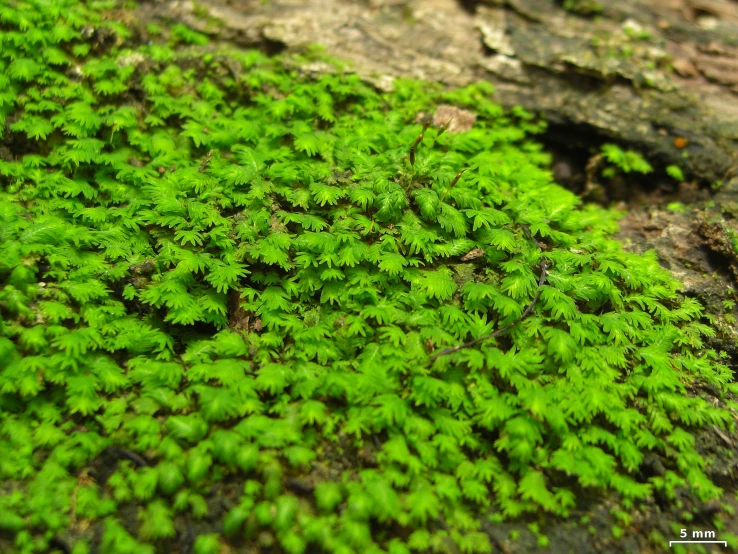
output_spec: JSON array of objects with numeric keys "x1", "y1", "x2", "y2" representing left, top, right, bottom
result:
[{"x1": 1, "y1": 1, "x2": 738, "y2": 553}]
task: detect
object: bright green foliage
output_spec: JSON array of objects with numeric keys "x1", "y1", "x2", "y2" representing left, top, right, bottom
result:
[
  {"x1": 667, "y1": 202, "x2": 686, "y2": 213},
  {"x1": 0, "y1": 1, "x2": 736, "y2": 553},
  {"x1": 600, "y1": 143, "x2": 653, "y2": 178},
  {"x1": 193, "y1": 534, "x2": 221, "y2": 554},
  {"x1": 666, "y1": 164, "x2": 685, "y2": 182}
]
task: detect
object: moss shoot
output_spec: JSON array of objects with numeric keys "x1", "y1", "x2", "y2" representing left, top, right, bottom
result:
[{"x1": 1, "y1": 1, "x2": 737, "y2": 553}]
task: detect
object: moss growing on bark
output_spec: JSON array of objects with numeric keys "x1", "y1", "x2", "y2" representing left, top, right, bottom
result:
[{"x1": 1, "y1": 1, "x2": 737, "y2": 553}]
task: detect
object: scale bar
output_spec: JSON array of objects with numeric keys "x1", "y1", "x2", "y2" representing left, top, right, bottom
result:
[{"x1": 669, "y1": 541, "x2": 727, "y2": 546}]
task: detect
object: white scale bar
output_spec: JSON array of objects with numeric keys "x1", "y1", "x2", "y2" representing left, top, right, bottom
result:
[{"x1": 669, "y1": 541, "x2": 727, "y2": 546}]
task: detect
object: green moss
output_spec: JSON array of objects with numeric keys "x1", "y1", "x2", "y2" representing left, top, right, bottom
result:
[
  {"x1": 600, "y1": 143, "x2": 653, "y2": 178},
  {"x1": 726, "y1": 227, "x2": 738, "y2": 253},
  {"x1": 562, "y1": 0, "x2": 603, "y2": 16},
  {"x1": 666, "y1": 164, "x2": 685, "y2": 182},
  {"x1": 0, "y1": 1, "x2": 736, "y2": 553}
]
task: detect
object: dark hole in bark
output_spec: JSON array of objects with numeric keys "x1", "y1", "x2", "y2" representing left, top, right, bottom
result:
[
  {"x1": 538, "y1": 121, "x2": 706, "y2": 208},
  {"x1": 263, "y1": 37, "x2": 288, "y2": 56},
  {"x1": 457, "y1": 0, "x2": 480, "y2": 15}
]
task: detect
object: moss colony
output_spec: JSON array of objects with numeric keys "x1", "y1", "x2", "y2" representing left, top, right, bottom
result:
[{"x1": 2, "y1": 1, "x2": 738, "y2": 553}]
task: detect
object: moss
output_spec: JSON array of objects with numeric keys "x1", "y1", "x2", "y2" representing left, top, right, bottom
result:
[
  {"x1": 1, "y1": 1, "x2": 737, "y2": 553},
  {"x1": 561, "y1": 0, "x2": 603, "y2": 16},
  {"x1": 600, "y1": 143, "x2": 654, "y2": 178},
  {"x1": 666, "y1": 164, "x2": 685, "y2": 182}
]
